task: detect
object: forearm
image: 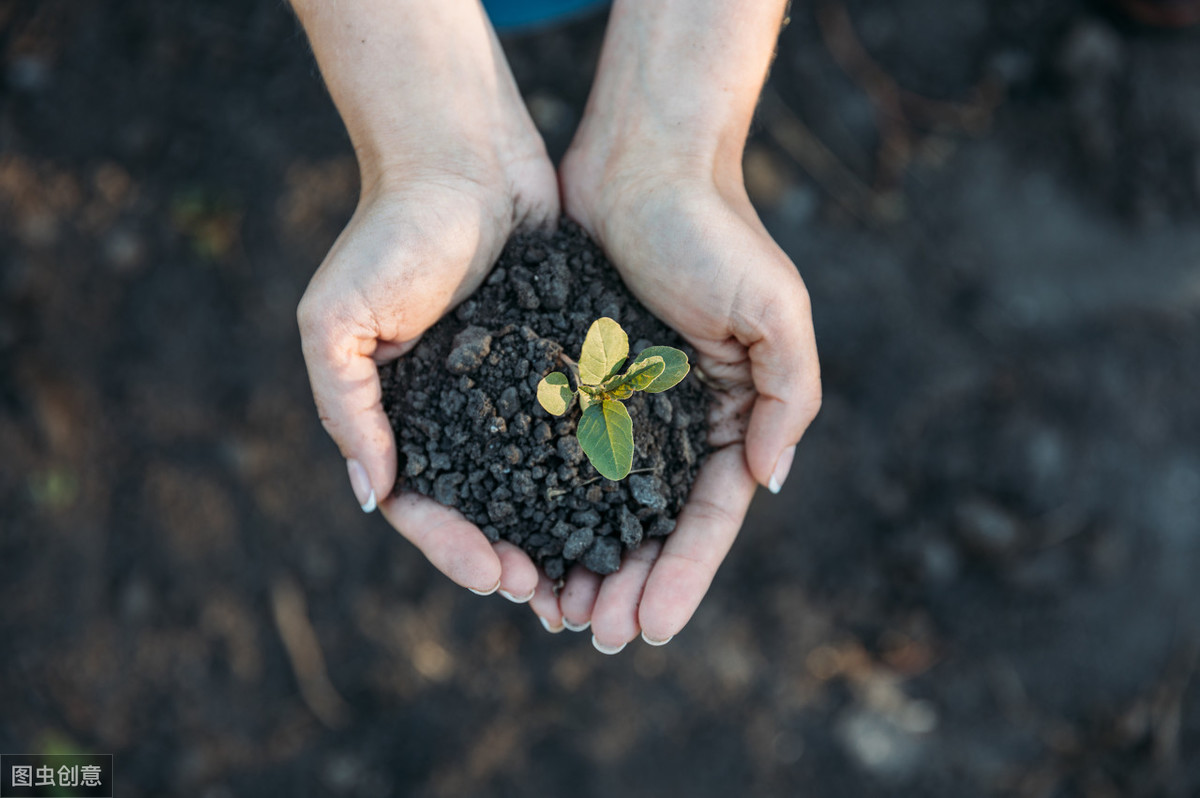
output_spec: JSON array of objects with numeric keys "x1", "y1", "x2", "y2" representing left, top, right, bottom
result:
[
  {"x1": 290, "y1": 0, "x2": 531, "y2": 190},
  {"x1": 574, "y1": 0, "x2": 789, "y2": 178}
]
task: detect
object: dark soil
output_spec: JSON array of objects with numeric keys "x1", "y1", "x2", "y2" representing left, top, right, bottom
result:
[{"x1": 379, "y1": 222, "x2": 710, "y2": 577}]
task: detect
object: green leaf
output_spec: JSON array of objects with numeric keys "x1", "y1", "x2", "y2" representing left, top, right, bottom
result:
[
  {"x1": 577, "y1": 317, "x2": 628, "y2": 385},
  {"x1": 628, "y1": 346, "x2": 690, "y2": 393},
  {"x1": 577, "y1": 399, "x2": 634, "y2": 481},
  {"x1": 604, "y1": 355, "x2": 665, "y2": 394},
  {"x1": 536, "y1": 372, "x2": 572, "y2": 416}
]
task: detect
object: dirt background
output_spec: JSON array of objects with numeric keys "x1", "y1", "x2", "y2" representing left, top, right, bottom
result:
[{"x1": 2, "y1": 1, "x2": 1198, "y2": 796}]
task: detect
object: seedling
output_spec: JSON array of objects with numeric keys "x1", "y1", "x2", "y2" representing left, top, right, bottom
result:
[{"x1": 536, "y1": 317, "x2": 689, "y2": 481}]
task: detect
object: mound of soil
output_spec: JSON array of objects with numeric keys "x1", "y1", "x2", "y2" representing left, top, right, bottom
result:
[{"x1": 379, "y1": 222, "x2": 710, "y2": 578}]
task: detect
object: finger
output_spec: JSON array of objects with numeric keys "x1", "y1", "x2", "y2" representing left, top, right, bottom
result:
[
  {"x1": 379, "y1": 492, "x2": 501, "y2": 593},
  {"x1": 590, "y1": 540, "x2": 661, "y2": 654},
  {"x1": 638, "y1": 444, "x2": 757, "y2": 641},
  {"x1": 736, "y1": 271, "x2": 822, "y2": 492},
  {"x1": 493, "y1": 541, "x2": 538, "y2": 603},
  {"x1": 559, "y1": 565, "x2": 602, "y2": 632},
  {"x1": 529, "y1": 572, "x2": 564, "y2": 633},
  {"x1": 298, "y1": 295, "x2": 397, "y2": 511}
]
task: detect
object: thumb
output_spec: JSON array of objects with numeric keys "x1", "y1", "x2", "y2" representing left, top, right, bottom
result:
[
  {"x1": 298, "y1": 295, "x2": 398, "y2": 513},
  {"x1": 739, "y1": 272, "x2": 822, "y2": 493}
]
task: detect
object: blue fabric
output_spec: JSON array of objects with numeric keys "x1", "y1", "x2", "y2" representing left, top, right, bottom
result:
[{"x1": 482, "y1": 0, "x2": 608, "y2": 31}]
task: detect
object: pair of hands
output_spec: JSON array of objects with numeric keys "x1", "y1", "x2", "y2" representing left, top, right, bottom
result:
[{"x1": 294, "y1": 0, "x2": 821, "y2": 652}]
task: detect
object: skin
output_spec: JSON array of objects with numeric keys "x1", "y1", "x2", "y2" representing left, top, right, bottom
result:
[{"x1": 291, "y1": 0, "x2": 821, "y2": 650}]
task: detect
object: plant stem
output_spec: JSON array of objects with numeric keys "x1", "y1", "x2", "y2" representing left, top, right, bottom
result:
[{"x1": 546, "y1": 467, "x2": 657, "y2": 498}]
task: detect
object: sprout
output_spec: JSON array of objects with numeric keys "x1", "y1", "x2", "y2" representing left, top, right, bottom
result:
[{"x1": 536, "y1": 317, "x2": 690, "y2": 480}]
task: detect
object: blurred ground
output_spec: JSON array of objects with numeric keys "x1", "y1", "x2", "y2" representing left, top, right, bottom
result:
[{"x1": 2, "y1": 1, "x2": 1199, "y2": 796}]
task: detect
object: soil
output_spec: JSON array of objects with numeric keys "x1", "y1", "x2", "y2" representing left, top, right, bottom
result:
[{"x1": 379, "y1": 222, "x2": 710, "y2": 577}]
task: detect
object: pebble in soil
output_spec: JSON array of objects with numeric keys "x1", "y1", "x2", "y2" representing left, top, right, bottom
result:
[{"x1": 379, "y1": 222, "x2": 710, "y2": 578}]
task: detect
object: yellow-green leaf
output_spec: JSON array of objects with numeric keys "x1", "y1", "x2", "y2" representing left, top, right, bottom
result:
[
  {"x1": 577, "y1": 317, "x2": 628, "y2": 385},
  {"x1": 577, "y1": 399, "x2": 634, "y2": 480},
  {"x1": 628, "y1": 346, "x2": 689, "y2": 393},
  {"x1": 604, "y1": 355, "x2": 664, "y2": 394},
  {"x1": 536, "y1": 372, "x2": 572, "y2": 416}
]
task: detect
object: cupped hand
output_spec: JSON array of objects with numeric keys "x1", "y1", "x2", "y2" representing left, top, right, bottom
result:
[
  {"x1": 298, "y1": 147, "x2": 559, "y2": 598},
  {"x1": 523, "y1": 148, "x2": 822, "y2": 649}
]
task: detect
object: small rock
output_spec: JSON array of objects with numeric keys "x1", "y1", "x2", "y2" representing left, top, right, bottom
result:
[
  {"x1": 538, "y1": 252, "x2": 571, "y2": 310},
  {"x1": 446, "y1": 326, "x2": 493, "y2": 374},
  {"x1": 647, "y1": 516, "x2": 676, "y2": 537},
  {"x1": 510, "y1": 412, "x2": 531, "y2": 436},
  {"x1": 510, "y1": 470, "x2": 536, "y2": 497},
  {"x1": 497, "y1": 386, "x2": 520, "y2": 419},
  {"x1": 533, "y1": 422, "x2": 553, "y2": 444},
  {"x1": 618, "y1": 506, "x2": 644, "y2": 548},
  {"x1": 629, "y1": 474, "x2": 668, "y2": 511},
  {"x1": 652, "y1": 393, "x2": 673, "y2": 424},
  {"x1": 455, "y1": 299, "x2": 477, "y2": 322},
  {"x1": 571, "y1": 509, "x2": 601, "y2": 529},
  {"x1": 550, "y1": 520, "x2": 573, "y2": 539},
  {"x1": 581, "y1": 536, "x2": 621, "y2": 574},
  {"x1": 434, "y1": 473, "x2": 464, "y2": 506},
  {"x1": 543, "y1": 556, "x2": 565, "y2": 580},
  {"x1": 401, "y1": 445, "x2": 428, "y2": 477},
  {"x1": 563, "y1": 527, "x2": 594, "y2": 560},
  {"x1": 556, "y1": 436, "x2": 584, "y2": 465},
  {"x1": 514, "y1": 280, "x2": 540, "y2": 310},
  {"x1": 487, "y1": 500, "x2": 515, "y2": 524}
]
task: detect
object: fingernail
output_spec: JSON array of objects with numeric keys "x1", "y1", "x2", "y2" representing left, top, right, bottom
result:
[
  {"x1": 563, "y1": 618, "x2": 590, "y2": 633},
  {"x1": 592, "y1": 635, "x2": 626, "y2": 655},
  {"x1": 346, "y1": 458, "x2": 377, "y2": 513},
  {"x1": 499, "y1": 588, "x2": 534, "y2": 604},
  {"x1": 539, "y1": 616, "x2": 564, "y2": 634},
  {"x1": 768, "y1": 445, "x2": 796, "y2": 495},
  {"x1": 641, "y1": 631, "x2": 673, "y2": 647},
  {"x1": 468, "y1": 579, "x2": 501, "y2": 597}
]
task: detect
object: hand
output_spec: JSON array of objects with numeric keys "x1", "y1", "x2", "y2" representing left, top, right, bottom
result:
[
  {"x1": 293, "y1": 0, "x2": 559, "y2": 599},
  {"x1": 525, "y1": 133, "x2": 821, "y2": 651},
  {"x1": 514, "y1": 0, "x2": 816, "y2": 651}
]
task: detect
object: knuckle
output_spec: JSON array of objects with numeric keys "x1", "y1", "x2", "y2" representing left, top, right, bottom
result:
[
  {"x1": 295, "y1": 289, "x2": 327, "y2": 340},
  {"x1": 799, "y1": 381, "x2": 823, "y2": 426}
]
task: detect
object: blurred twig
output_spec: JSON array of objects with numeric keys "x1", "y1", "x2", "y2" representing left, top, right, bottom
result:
[
  {"x1": 814, "y1": 1, "x2": 1005, "y2": 192},
  {"x1": 271, "y1": 575, "x2": 350, "y2": 729},
  {"x1": 1150, "y1": 639, "x2": 1198, "y2": 771},
  {"x1": 758, "y1": 88, "x2": 887, "y2": 226}
]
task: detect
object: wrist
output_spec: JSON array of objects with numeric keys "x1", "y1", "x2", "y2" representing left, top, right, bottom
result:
[
  {"x1": 293, "y1": 0, "x2": 544, "y2": 199},
  {"x1": 563, "y1": 0, "x2": 788, "y2": 207}
]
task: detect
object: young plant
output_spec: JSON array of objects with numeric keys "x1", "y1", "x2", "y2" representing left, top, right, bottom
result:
[{"x1": 536, "y1": 317, "x2": 690, "y2": 481}]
